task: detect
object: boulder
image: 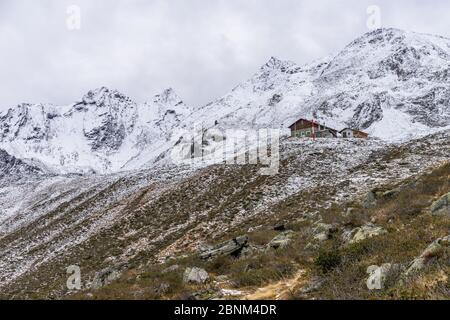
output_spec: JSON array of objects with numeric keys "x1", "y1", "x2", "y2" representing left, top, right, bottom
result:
[
  {"x1": 363, "y1": 190, "x2": 381, "y2": 208},
  {"x1": 267, "y1": 231, "x2": 295, "y2": 249},
  {"x1": 363, "y1": 188, "x2": 397, "y2": 208},
  {"x1": 405, "y1": 235, "x2": 450, "y2": 276},
  {"x1": 349, "y1": 223, "x2": 387, "y2": 244},
  {"x1": 341, "y1": 228, "x2": 355, "y2": 243},
  {"x1": 366, "y1": 263, "x2": 400, "y2": 290},
  {"x1": 90, "y1": 267, "x2": 122, "y2": 290},
  {"x1": 240, "y1": 244, "x2": 265, "y2": 257},
  {"x1": 312, "y1": 223, "x2": 336, "y2": 242},
  {"x1": 430, "y1": 192, "x2": 450, "y2": 216},
  {"x1": 298, "y1": 277, "x2": 325, "y2": 294},
  {"x1": 199, "y1": 235, "x2": 248, "y2": 260},
  {"x1": 273, "y1": 223, "x2": 286, "y2": 231},
  {"x1": 183, "y1": 267, "x2": 209, "y2": 284},
  {"x1": 162, "y1": 264, "x2": 179, "y2": 274},
  {"x1": 314, "y1": 232, "x2": 330, "y2": 242}
]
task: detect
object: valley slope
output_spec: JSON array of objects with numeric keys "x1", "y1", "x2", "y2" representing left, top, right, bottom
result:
[
  {"x1": 0, "y1": 130, "x2": 448, "y2": 298},
  {"x1": 0, "y1": 27, "x2": 449, "y2": 299}
]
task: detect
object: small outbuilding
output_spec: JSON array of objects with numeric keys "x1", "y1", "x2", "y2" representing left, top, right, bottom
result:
[{"x1": 340, "y1": 128, "x2": 369, "y2": 139}]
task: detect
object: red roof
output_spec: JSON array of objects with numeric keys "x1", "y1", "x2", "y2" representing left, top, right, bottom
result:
[{"x1": 289, "y1": 118, "x2": 337, "y2": 132}]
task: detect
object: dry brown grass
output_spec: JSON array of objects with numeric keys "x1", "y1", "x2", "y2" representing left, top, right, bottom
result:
[{"x1": 307, "y1": 163, "x2": 450, "y2": 300}]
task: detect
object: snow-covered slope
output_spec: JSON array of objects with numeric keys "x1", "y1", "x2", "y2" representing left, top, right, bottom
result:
[
  {"x1": 0, "y1": 87, "x2": 192, "y2": 173},
  {"x1": 188, "y1": 28, "x2": 450, "y2": 141},
  {"x1": 0, "y1": 129, "x2": 449, "y2": 298}
]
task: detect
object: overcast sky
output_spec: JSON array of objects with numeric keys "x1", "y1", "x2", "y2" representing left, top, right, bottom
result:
[{"x1": 1, "y1": 0, "x2": 449, "y2": 110}]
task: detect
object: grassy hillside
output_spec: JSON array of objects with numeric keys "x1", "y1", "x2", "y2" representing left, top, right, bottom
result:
[{"x1": 70, "y1": 162, "x2": 449, "y2": 300}]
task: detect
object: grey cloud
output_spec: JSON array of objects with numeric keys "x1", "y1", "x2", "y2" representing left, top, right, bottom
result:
[{"x1": 0, "y1": 0, "x2": 449, "y2": 110}]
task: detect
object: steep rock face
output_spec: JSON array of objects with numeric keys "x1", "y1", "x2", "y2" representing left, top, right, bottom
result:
[
  {"x1": 151, "y1": 88, "x2": 192, "y2": 136},
  {"x1": 0, "y1": 103, "x2": 59, "y2": 143},
  {"x1": 73, "y1": 87, "x2": 138, "y2": 152},
  {"x1": 0, "y1": 149, "x2": 44, "y2": 180}
]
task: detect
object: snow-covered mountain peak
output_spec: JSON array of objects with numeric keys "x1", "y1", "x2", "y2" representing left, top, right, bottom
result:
[
  {"x1": 0, "y1": 86, "x2": 193, "y2": 173},
  {"x1": 150, "y1": 88, "x2": 192, "y2": 121},
  {"x1": 312, "y1": 28, "x2": 450, "y2": 136},
  {"x1": 187, "y1": 28, "x2": 450, "y2": 141},
  {"x1": 77, "y1": 86, "x2": 134, "y2": 108},
  {"x1": 153, "y1": 88, "x2": 181, "y2": 105},
  {"x1": 347, "y1": 28, "x2": 405, "y2": 46},
  {"x1": 324, "y1": 27, "x2": 450, "y2": 79},
  {"x1": 343, "y1": 27, "x2": 447, "y2": 52},
  {"x1": 261, "y1": 56, "x2": 297, "y2": 72}
]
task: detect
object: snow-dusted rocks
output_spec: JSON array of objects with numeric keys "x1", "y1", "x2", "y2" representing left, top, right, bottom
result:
[
  {"x1": 267, "y1": 230, "x2": 295, "y2": 249},
  {"x1": 0, "y1": 129, "x2": 448, "y2": 298}
]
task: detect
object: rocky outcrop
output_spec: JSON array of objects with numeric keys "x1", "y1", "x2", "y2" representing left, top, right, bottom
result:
[
  {"x1": 348, "y1": 223, "x2": 387, "y2": 244},
  {"x1": 312, "y1": 223, "x2": 337, "y2": 242},
  {"x1": 366, "y1": 263, "x2": 401, "y2": 290},
  {"x1": 0, "y1": 149, "x2": 45, "y2": 180},
  {"x1": 267, "y1": 231, "x2": 295, "y2": 249},
  {"x1": 363, "y1": 187, "x2": 399, "y2": 208},
  {"x1": 430, "y1": 192, "x2": 450, "y2": 216},
  {"x1": 298, "y1": 277, "x2": 325, "y2": 295},
  {"x1": 405, "y1": 235, "x2": 450, "y2": 276},
  {"x1": 199, "y1": 236, "x2": 249, "y2": 260},
  {"x1": 183, "y1": 267, "x2": 209, "y2": 284}
]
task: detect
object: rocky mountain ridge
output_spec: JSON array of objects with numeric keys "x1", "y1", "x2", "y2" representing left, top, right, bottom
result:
[
  {"x1": 188, "y1": 28, "x2": 450, "y2": 141},
  {"x1": 0, "y1": 87, "x2": 192, "y2": 174},
  {"x1": 1, "y1": 28, "x2": 449, "y2": 174}
]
